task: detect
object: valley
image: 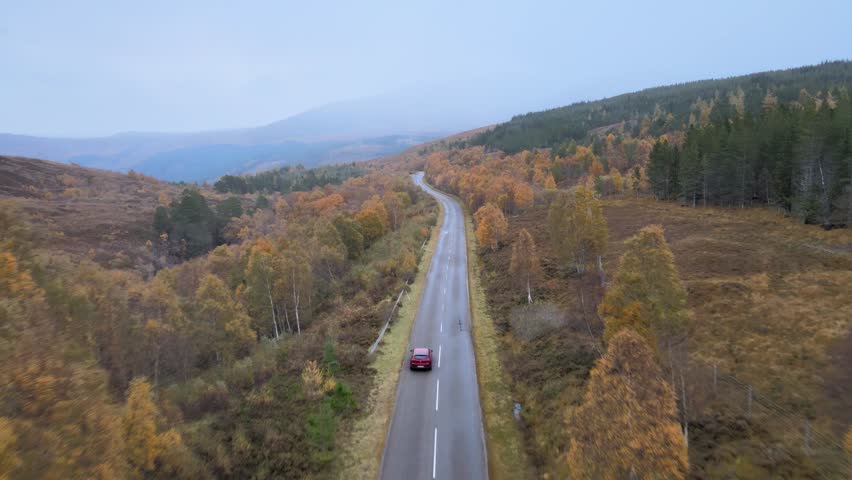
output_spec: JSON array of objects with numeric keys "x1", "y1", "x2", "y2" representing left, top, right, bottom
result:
[{"x1": 2, "y1": 57, "x2": 851, "y2": 479}]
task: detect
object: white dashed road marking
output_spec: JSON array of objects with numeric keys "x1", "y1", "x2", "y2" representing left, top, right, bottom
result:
[{"x1": 432, "y1": 428, "x2": 438, "y2": 479}]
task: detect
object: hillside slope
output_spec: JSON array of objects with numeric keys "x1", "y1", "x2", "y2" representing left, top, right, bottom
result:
[
  {"x1": 0, "y1": 155, "x2": 174, "y2": 268},
  {"x1": 471, "y1": 60, "x2": 852, "y2": 153}
]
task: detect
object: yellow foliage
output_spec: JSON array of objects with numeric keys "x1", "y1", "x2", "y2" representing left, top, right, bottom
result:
[
  {"x1": 61, "y1": 187, "x2": 85, "y2": 199},
  {"x1": 274, "y1": 198, "x2": 290, "y2": 216},
  {"x1": 57, "y1": 173, "x2": 79, "y2": 187},
  {"x1": 0, "y1": 418, "x2": 20, "y2": 480},
  {"x1": 356, "y1": 195, "x2": 390, "y2": 244},
  {"x1": 547, "y1": 186, "x2": 607, "y2": 273},
  {"x1": 588, "y1": 158, "x2": 604, "y2": 177},
  {"x1": 610, "y1": 167, "x2": 624, "y2": 193},
  {"x1": 196, "y1": 274, "x2": 256, "y2": 362},
  {"x1": 124, "y1": 378, "x2": 159, "y2": 473},
  {"x1": 512, "y1": 182, "x2": 534, "y2": 211},
  {"x1": 599, "y1": 225, "x2": 688, "y2": 346},
  {"x1": 567, "y1": 329, "x2": 688, "y2": 479},
  {"x1": 302, "y1": 360, "x2": 325, "y2": 400},
  {"x1": 509, "y1": 228, "x2": 541, "y2": 303},
  {"x1": 543, "y1": 174, "x2": 557, "y2": 189},
  {"x1": 309, "y1": 193, "x2": 345, "y2": 216},
  {"x1": 0, "y1": 251, "x2": 38, "y2": 297},
  {"x1": 845, "y1": 427, "x2": 852, "y2": 478}
]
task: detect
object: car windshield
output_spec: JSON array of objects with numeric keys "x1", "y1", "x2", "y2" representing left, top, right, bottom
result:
[{"x1": 414, "y1": 354, "x2": 428, "y2": 359}]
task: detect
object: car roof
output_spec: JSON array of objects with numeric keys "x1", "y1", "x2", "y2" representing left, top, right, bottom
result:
[{"x1": 412, "y1": 347, "x2": 430, "y2": 355}]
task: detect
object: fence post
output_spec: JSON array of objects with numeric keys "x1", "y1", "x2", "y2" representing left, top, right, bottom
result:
[
  {"x1": 713, "y1": 365, "x2": 717, "y2": 394},
  {"x1": 803, "y1": 421, "x2": 812, "y2": 456},
  {"x1": 747, "y1": 385, "x2": 753, "y2": 417}
]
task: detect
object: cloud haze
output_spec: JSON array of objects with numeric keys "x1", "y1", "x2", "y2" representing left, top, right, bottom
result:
[{"x1": 2, "y1": 0, "x2": 851, "y2": 136}]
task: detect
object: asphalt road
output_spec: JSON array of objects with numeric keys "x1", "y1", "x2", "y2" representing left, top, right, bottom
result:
[{"x1": 379, "y1": 172, "x2": 488, "y2": 480}]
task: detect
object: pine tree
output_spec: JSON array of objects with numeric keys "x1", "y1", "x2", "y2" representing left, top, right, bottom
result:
[
  {"x1": 566, "y1": 329, "x2": 688, "y2": 479},
  {"x1": 509, "y1": 228, "x2": 542, "y2": 304}
]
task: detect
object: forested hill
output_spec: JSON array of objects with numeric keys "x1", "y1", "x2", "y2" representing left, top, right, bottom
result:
[{"x1": 471, "y1": 61, "x2": 851, "y2": 153}]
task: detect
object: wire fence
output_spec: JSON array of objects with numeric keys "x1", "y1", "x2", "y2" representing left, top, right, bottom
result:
[{"x1": 670, "y1": 359, "x2": 850, "y2": 478}]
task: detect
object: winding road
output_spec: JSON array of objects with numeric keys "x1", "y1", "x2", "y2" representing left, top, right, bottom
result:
[{"x1": 379, "y1": 173, "x2": 488, "y2": 480}]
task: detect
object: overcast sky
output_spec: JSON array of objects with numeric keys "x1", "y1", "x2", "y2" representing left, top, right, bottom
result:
[{"x1": 2, "y1": 0, "x2": 851, "y2": 137}]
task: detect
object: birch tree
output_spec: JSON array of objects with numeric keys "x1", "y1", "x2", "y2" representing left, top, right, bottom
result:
[
  {"x1": 547, "y1": 186, "x2": 607, "y2": 274},
  {"x1": 509, "y1": 228, "x2": 541, "y2": 304}
]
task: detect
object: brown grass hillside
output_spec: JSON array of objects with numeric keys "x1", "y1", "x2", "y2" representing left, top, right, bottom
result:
[
  {"x1": 0, "y1": 155, "x2": 178, "y2": 270},
  {"x1": 476, "y1": 195, "x2": 852, "y2": 478}
]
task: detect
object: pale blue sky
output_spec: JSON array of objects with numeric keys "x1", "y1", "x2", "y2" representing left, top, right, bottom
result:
[{"x1": 2, "y1": 0, "x2": 851, "y2": 136}]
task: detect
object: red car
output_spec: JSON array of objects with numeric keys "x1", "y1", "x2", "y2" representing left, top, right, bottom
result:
[{"x1": 409, "y1": 347, "x2": 433, "y2": 371}]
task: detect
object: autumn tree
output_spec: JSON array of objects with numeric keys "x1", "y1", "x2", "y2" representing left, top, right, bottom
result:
[
  {"x1": 547, "y1": 186, "x2": 607, "y2": 274},
  {"x1": 124, "y1": 377, "x2": 193, "y2": 477},
  {"x1": 543, "y1": 174, "x2": 557, "y2": 189},
  {"x1": 308, "y1": 219, "x2": 347, "y2": 282},
  {"x1": 473, "y1": 203, "x2": 508, "y2": 251},
  {"x1": 610, "y1": 167, "x2": 624, "y2": 194},
  {"x1": 195, "y1": 274, "x2": 256, "y2": 364},
  {"x1": 3, "y1": 334, "x2": 128, "y2": 478},
  {"x1": 598, "y1": 225, "x2": 688, "y2": 348},
  {"x1": 0, "y1": 200, "x2": 34, "y2": 263},
  {"x1": 567, "y1": 329, "x2": 688, "y2": 479},
  {"x1": 511, "y1": 182, "x2": 534, "y2": 211},
  {"x1": 382, "y1": 191, "x2": 405, "y2": 230},
  {"x1": 333, "y1": 216, "x2": 364, "y2": 260},
  {"x1": 244, "y1": 239, "x2": 284, "y2": 339},
  {"x1": 509, "y1": 228, "x2": 541, "y2": 304},
  {"x1": 124, "y1": 378, "x2": 160, "y2": 473},
  {"x1": 274, "y1": 197, "x2": 290, "y2": 216},
  {"x1": 279, "y1": 249, "x2": 313, "y2": 336},
  {"x1": 356, "y1": 195, "x2": 390, "y2": 245},
  {"x1": 142, "y1": 275, "x2": 186, "y2": 386},
  {"x1": 301, "y1": 360, "x2": 336, "y2": 400},
  {"x1": 308, "y1": 193, "x2": 344, "y2": 217},
  {"x1": 845, "y1": 426, "x2": 852, "y2": 478},
  {"x1": 589, "y1": 157, "x2": 605, "y2": 177},
  {"x1": 0, "y1": 418, "x2": 19, "y2": 479}
]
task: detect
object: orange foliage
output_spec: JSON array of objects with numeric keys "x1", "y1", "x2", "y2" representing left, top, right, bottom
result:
[{"x1": 473, "y1": 203, "x2": 508, "y2": 251}]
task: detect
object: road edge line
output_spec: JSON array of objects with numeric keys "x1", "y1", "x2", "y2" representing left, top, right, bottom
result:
[
  {"x1": 461, "y1": 194, "x2": 533, "y2": 480},
  {"x1": 375, "y1": 174, "x2": 446, "y2": 479},
  {"x1": 338, "y1": 173, "x2": 444, "y2": 480}
]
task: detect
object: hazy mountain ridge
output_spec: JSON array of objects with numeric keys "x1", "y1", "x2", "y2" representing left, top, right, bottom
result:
[{"x1": 0, "y1": 97, "x2": 454, "y2": 181}]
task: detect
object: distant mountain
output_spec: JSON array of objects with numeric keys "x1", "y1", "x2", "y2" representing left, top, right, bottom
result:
[
  {"x1": 0, "y1": 79, "x2": 576, "y2": 181},
  {"x1": 0, "y1": 98, "x2": 454, "y2": 182}
]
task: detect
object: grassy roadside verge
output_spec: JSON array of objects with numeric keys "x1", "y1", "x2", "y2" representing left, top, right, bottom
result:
[
  {"x1": 463, "y1": 209, "x2": 533, "y2": 479},
  {"x1": 337, "y1": 198, "x2": 444, "y2": 479}
]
